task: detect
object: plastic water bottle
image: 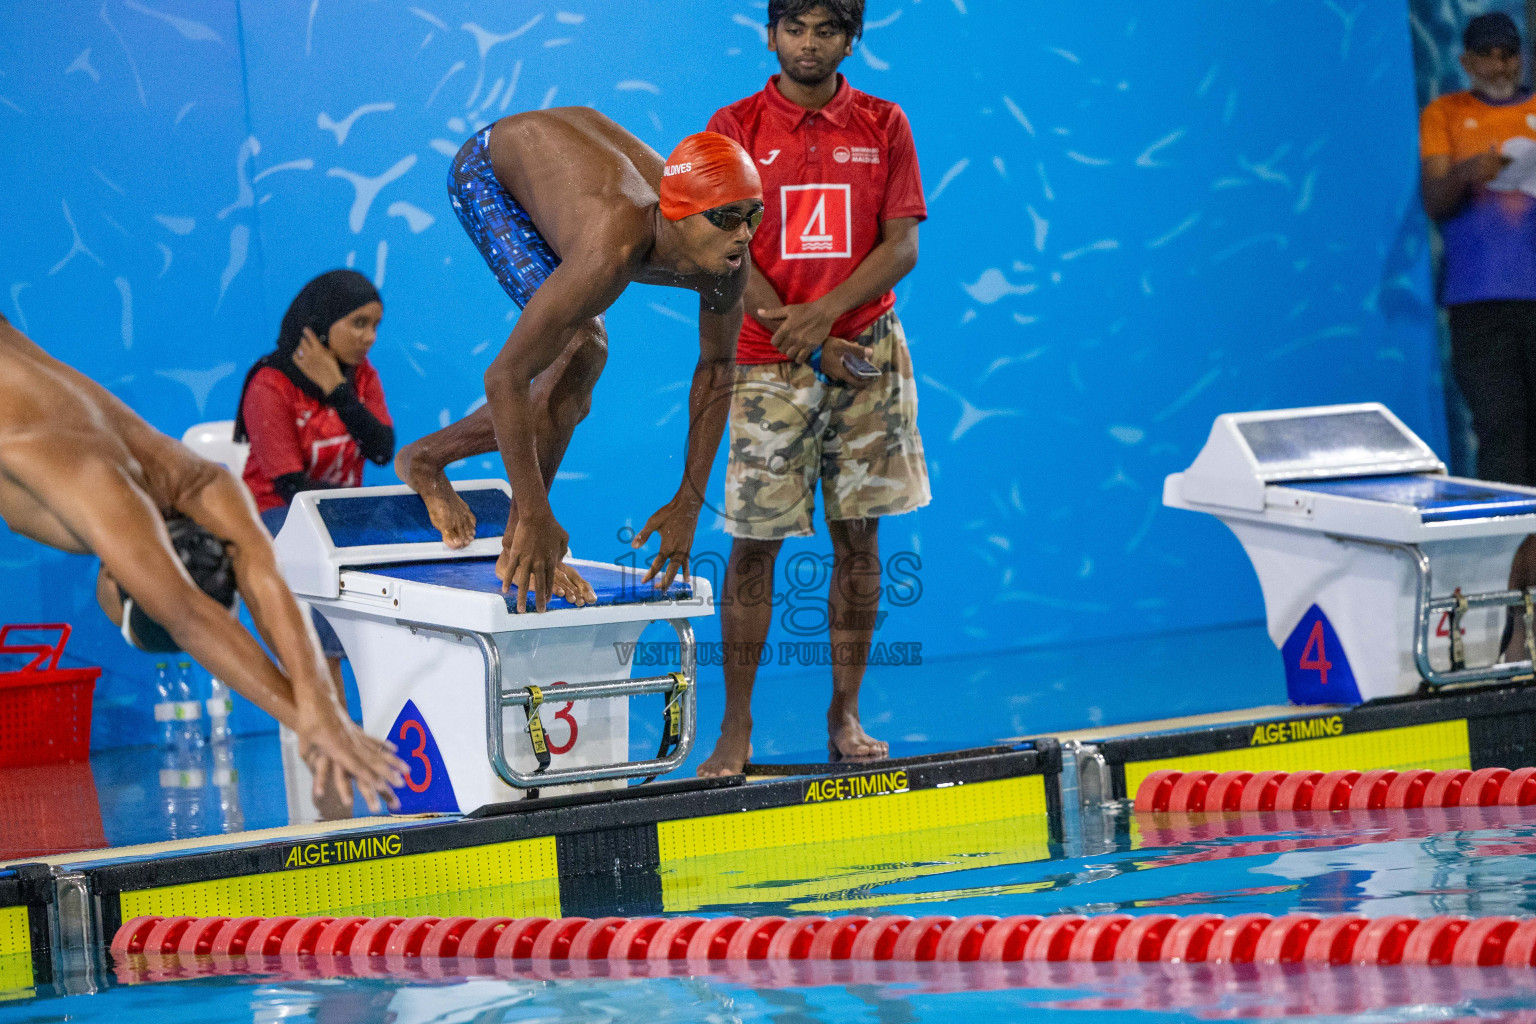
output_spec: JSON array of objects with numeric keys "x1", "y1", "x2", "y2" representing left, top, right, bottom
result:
[
  {"x1": 152, "y1": 661, "x2": 203, "y2": 750},
  {"x1": 211, "y1": 741, "x2": 243, "y2": 833},
  {"x1": 206, "y1": 677, "x2": 233, "y2": 743},
  {"x1": 152, "y1": 662, "x2": 180, "y2": 748},
  {"x1": 176, "y1": 661, "x2": 206, "y2": 748},
  {"x1": 159, "y1": 741, "x2": 208, "y2": 839}
]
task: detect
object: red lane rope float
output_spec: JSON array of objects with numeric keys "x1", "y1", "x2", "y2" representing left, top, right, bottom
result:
[
  {"x1": 418, "y1": 916, "x2": 476, "y2": 958},
  {"x1": 174, "y1": 916, "x2": 230, "y2": 957},
  {"x1": 208, "y1": 916, "x2": 264, "y2": 957},
  {"x1": 1133, "y1": 766, "x2": 1536, "y2": 814},
  {"x1": 111, "y1": 912, "x2": 1536, "y2": 967},
  {"x1": 805, "y1": 915, "x2": 869, "y2": 960},
  {"x1": 1206, "y1": 913, "x2": 1271, "y2": 964},
  {"x1": 932, "y1": 916, "x2": 997, "y2": 962},
  {"x1": 764, "y1": 916, "x2": 826, "y2": 960}
]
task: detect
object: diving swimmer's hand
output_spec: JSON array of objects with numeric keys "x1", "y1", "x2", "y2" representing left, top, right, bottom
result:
[
  {"x1": 499, "y1": 508, "x2": 569, "y2": 613},
  {"x1": 757, "y1": 300, "x2": 837, "y2": 364},
  {"x1": 295, "y1": 701, "x2": 407, "y2": 815},
  {"x1": 633, "y1": 495, "x2": 700, "y2": 591}
]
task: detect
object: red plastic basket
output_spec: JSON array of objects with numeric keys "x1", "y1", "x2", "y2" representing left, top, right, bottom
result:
[{"x1": 0, "y1": 623, "x2": 100, "y2": 767}]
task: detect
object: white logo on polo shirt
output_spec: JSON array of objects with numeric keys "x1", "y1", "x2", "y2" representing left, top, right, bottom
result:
[
  {"x1": 759, "y1": 149, "x2": 781, "y2": 165},
  {"x1": 833, "y1": 146, "x2": 851, "y2": 163},
  {"x1": 781, "y1": 184, "x2": 851, "y2": 259}
]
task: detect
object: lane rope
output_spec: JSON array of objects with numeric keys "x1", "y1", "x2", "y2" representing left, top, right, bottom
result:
[
  {"x1": 111, "y1": 911, "x2": 1536, "y2": 966},
  {"x1": 1133, "y1": 767, "x2": 1536, "y2": 814}
]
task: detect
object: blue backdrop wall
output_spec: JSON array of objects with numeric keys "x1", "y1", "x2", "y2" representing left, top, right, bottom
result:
[{"x1": 0, "y1": 1, "x2": 1441, "y2": 748}]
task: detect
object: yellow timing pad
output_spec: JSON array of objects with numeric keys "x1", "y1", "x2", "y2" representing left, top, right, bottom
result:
[
  {"x1": 1122, "y1": 718, "x2": 1471, "y2": 799},
  {"x1": 120, "y1": 835, "x2": 560, "y2": 922},
  {"x1": 658, "y1": 774, "x2": 1050, "y2": 911},
  {"x1": 0, "y1": 907, "x2": 32, "y2": 999}
]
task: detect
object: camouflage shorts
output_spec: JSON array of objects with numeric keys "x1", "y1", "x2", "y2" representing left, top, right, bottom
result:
[{"x1": 724, "y1": 311, "x2": 931, "y2": 539}]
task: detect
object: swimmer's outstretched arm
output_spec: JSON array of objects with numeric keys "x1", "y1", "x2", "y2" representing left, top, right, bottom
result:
[
  {"x1": 169, "y1": 461, "x2": 409, "y2": 810},
  {"x1": 633, "y1": 267, "x2": 745, "y2": 588},
  {"x1": 485, "y1": 249, "x2": 628, "y2": 612},
  {"x1": 1, "y1": 439, "x2": 406, "y2": 812}
]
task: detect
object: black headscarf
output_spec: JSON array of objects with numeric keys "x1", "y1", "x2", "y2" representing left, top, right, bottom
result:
[{"x1": 233, "y1": 269, "x2": 382, "y2": 442}]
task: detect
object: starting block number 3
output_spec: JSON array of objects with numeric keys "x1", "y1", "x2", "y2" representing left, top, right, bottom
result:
[
  {"x1": 398, "y1": 719, "x2": 433, "y2": 793},
  {"x1": 547, "y1": 680, "x2": 578, "y2": 755}
]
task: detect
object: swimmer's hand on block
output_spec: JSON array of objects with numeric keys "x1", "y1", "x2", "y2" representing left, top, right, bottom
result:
[
  {"x1": 495, "y1": 508, "x2": 596, "y2": 612},
  {"x1": 632, "y1": 493, "x2": 700, "y2": 592}
]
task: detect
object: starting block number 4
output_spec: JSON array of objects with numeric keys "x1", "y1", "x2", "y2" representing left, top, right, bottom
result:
[
  {"x1": 1435, "y1": 611, "x2": 1466, "y2": 638},
  {"x1": 1282, "y1": 605, "x2": 1362, "y2": 705},
  {"x1": 1298, "y1": 620, "x2": 1332, "y2": 687}
]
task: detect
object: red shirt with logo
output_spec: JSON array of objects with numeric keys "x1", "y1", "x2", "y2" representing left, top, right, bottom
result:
[
  {"x1": 240, "y1": 362, "x2": 391, "y2": 512},
  {"x1": 707, "y1": 75, "x2": 927, "y2": 364}
]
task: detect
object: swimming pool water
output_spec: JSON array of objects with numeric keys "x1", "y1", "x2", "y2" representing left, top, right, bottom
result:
[{"x1": 8, "y1": 802, "x2": 1536, "y2": 1021}]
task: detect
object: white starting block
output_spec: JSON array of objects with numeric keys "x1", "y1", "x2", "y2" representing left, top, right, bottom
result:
[
  {"x1": 1165, "y1": 404, "x2": 1536, "y2": 704},
  {"x1": 272, "y1": 480, "x2": 712, "y2": 813}
]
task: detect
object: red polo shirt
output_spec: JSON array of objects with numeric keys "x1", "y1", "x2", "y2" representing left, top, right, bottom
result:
[
  {"x1": 707, "y1": 75, "x2": 927, "y2": 364},
  {"x1": 240, "y1": 361, "x2": 391, "y2": 512}
]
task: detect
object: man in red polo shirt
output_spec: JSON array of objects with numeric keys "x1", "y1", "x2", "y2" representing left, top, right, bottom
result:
[{"x1": 699, "y1": 0, "x2": 930, "y2": 775}]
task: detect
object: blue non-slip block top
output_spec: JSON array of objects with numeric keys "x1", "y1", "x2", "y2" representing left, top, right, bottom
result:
[
  {"x1": 356, "y1": 556, "x2": 693, "y2": 612},
  {"x1": 317, "y1": 489, "x2": 511, "y2": 548},
  {"x1": 1290, "y1": 474, "x2": 1536, "y2": 523}
]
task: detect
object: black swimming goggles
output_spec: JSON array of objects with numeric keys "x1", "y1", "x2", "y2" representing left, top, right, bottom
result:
[{"x1": 702, "y1": 200, "x2": 764, "y2": 233}]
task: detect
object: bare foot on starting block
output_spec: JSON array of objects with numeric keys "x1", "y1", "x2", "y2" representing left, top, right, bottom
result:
[
  {"x1": 828, "y1": 716, "x2": 888, "y2": 763},
  {"x1": 697, "y1": 730, "x2": 753, "y2": 777},
  {"x1": 396, "y1": 443, "x2": 478, "y2": 548},
  {"x1": 550, "y1": 562, "x2": 596, "y2": 607}
]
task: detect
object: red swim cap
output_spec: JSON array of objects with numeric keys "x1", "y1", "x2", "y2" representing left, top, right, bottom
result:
[{"x1": 658, "y1": 131, "x2": 762, "y2": 221}]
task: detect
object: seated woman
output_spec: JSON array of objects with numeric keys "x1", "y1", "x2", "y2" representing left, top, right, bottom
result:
[{"x1": 234, "y1": 270, "x2": 395, "y2": 724}]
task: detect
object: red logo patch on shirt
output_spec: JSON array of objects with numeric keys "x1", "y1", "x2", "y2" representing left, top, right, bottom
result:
[{"x1": 780, "y1": 184, "x2": 851, "y2": 259}]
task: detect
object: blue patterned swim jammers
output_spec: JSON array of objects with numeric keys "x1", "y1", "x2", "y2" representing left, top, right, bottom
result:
[{"x1": 448, "y1": 125, "x2": 561, "y2": 308}]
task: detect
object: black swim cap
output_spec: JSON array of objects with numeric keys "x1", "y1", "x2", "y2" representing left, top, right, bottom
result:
[
  {"x1": 121, "y1": 516, "x2": 238, "y2": 653},
  {"x1": 1465, "y1": 12, "x2": 1520, "y2": 55}
]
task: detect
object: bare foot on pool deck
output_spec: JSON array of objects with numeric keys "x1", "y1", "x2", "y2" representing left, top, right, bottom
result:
[
  {"x1": 697, "y1": 731, "x2": 753, "y2": 777},
  {"x1": 395, "y1": 443, "x2": 478, "y2": 548},
  {"x1": 829, "y1": 717, "x2": 888, "y2": 763}
]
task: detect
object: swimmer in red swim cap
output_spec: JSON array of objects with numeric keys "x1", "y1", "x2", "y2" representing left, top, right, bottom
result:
[{"x1": 396, "y1": 111, "x2": 769, "y2": 611}]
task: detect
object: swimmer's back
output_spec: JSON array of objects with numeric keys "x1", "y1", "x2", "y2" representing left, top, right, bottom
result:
[
  {"x1": 486, "y1": 108, "x2": 665, "y2": 256},
  {"x1": 0, "y1": 315, "x2": 214, "y2": 508}
]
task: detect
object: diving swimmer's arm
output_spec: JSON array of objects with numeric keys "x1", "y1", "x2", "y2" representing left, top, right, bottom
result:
[
  {"x1": 632, "y1": 267, "x2": 744, "y2": 589},
  {"x1": 485, "y1": 254, "x2": 628, "y2": 612},
  {"x1": 3, "y1": 442, "x2": 405, "y2": 810},
  {"x1": 168, "y1": 461, "x2": 407, "y2": 810}
]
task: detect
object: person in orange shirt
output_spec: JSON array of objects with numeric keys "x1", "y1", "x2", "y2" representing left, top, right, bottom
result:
[{"x1": 1420, "y1": 13, "x2": 1536, "y2": 485}]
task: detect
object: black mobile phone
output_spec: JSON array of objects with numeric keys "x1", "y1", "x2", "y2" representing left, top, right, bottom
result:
[{"x1": 842, "y1": 354, "x2": 881, "y2": 381}]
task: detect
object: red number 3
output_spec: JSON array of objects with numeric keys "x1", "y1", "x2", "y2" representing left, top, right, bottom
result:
[
  {"x1": 398, "y1": 719, "x2": 432, "y2": 792},
  {"x1": 546, "y1": 680, "x2": 579, "y2": 755}
]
